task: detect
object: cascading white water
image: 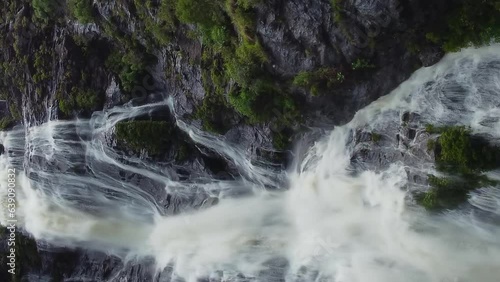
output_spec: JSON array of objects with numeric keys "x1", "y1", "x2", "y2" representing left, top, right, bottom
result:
[{"x1": 1, "y1": 45, "x2": 500, "y2": 281}]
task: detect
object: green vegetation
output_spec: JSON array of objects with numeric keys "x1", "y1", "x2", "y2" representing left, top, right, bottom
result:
[
  {"x1": 435, "y1": 126, "x2": 500, "y2": 173},
  {"x1": 426, "y1": 138, "x2": 436, "y2": 152},
  {"x1": 176, "y1": 143, "x2": 190, "y2": 161},
  {"x1": 132, "y1": 0, "x2": 177, "y2": 46},
  {"x1": 115, "y1": 121, "x2": 175, "y2": 155},
  {"x1": 425, "y1": 124, "x2": 440, "y2": 134},
  {"x1": 74, "y1": 88, "x2": 101, "y2": 111},
  {"x1": 55, "y1": 0, "x2": 299, "y2": 140},
  {"x1": 228, "y1": 81, "x2": 298, "y2": 124},
  {"x1": 157, "y1": 0, "x2": 177, "y2": 28},
  {"x1": 272, "y1": 130, "x2": 292, "y2": 151},
  {"x1": 436, "y1": 126, "x2": 472, "y2": 170},
  {"x1": 331, "y1": 0, "x2": 343, "y2": 23},
  {"x1": 32, "y1": 0, "x2": 59, "y2": 22},
  {"x1": 32, "y1": 43, "x2": 52, "y2": 85},
  {"x1": 58, "y1": 98, "x2": 74, "y2": 116},
  {"x1": 293, "y1": 68, "x2": 345, "y2": 96},
  {"x1": 196, "y1": 46, "x2": 234, "y2": 133},
  {"x1": 425, "y1": 0, "x2": 500, "y2": 52},
  {"x1": 68, "y1": 0, "x2": 94, "y2": 23},
  {"x1": 105, "y1": 49, "x2": 155, "y2": 94},
  {"x1": 171, "y1": 0, "x2": 300, "y2": 130},
  {"x1": 371, "y1": 132, "x2": 381, "y2": 143},
  {"x1": 0, "y1": 2, "x2": 54, "y2": 122},
  {"x1": 195, "y1": 85, "x2": 233, "y2": 133},
  {"x1": 351, "y1": 58, "x2": 375, "y2": 71},
  {"x1": 58, "y1": 86, "x2": 103, "y2": 116},
  {"x1": 176, "y1": 0, "x2": 224, "y2": 28},
  {"x1": 417, "y1": 174, "x2": 497, "y2": 210},
  {"x1": 224, "y1": 41, "x2": 268, "y2": 88},
  {"x1": 0, "y1": 117, "x2": 14, "y2": 130},
  {"x1": 417, "y1": 126, "x2": 500, "y2": 210}
]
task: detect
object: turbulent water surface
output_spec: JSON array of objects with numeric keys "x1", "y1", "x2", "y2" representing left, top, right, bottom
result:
[{"x1": 2, "y1": 46, "x2": 500, "y2": 281}]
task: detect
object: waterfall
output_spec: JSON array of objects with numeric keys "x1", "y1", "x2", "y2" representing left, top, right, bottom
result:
[{"x1": 1, "y1": 45, "x2": 500, "y2": 281}]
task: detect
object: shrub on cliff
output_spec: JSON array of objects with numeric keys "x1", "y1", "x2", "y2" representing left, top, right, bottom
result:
[
  {"x1": 293, "y1": 68, "x2": 345, "y2": 96},
  {"x1": 417, "y1": 174, "x2": 496, "y2": 211},
  {"x1": 426, "y1": 0, "x2": 500, "y2": 52},
  {"x1": 176, "y1": 0, "x2": 224, "y2": 28},
  {"x1": 73, "y1": 88, "x2": 101, "y2": 111},
  {"x1": 435, "y1": 126, "x2": 500, "y2": 173},
  {"x1": 228, "y1": 80, "x2": 298, "y2": 124},
  {"x1": 32, "y1": 0, "x2": 60, "y2": 21},
  {"x1": 68, "y1": 0, "x2": 94, "y2": 23},
  {"x1": 224, "y1": 41, "x2": 267, "y2": 88},
  {"x1": 418, "y1": 126, "x2": 500, "y2": 210},
  {"x1": 0, "y1": 117, "x2": 14, "y2": 130},
  {"x1": 105, "y1": 49, "x2": 156, "y2": 94}
]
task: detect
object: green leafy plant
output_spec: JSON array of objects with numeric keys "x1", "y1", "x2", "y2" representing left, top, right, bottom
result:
[
  {"x1": 32, "y1": 0, "x2": 59, "y2": 21},
  {"x1": 68, "y1": 0, "x2": 94, "y2": 23},
  {"x1": 417, "y1": 125, "x2": 500, "y2": 211},
  {"x1": 351, "y1": 58, "x2": 375, "y2": 70},
  {"x1": 436, "y1": 126, "x2": 500, "y2": 173},
  {"x1": 417, "y1": 174, "x2": 497, "y2": 210},
  {"x1": 176, "y1": 0, "x2": 224, "y2": 28},
  {"x1": 228, "y1": 80, "x2": 298, "y2": 124},
  {"x1": 371, "y1": 132, "x2": 382, "y2": 143},
  {"x1": 58, "y1": 98, "x2": 75, "y2": 115},
  {"x1": 426, "y1": 0, "x2": 500, "y2": 52},
  {"x1": 293, "y1": 67, "x2": 345, "y2": 95},
  {"x1": 105, "y1": 49, "x2": 155, "y2": 94},
  {"x1": 74, "y1": 88, "x2": 100, "y2": 111}
]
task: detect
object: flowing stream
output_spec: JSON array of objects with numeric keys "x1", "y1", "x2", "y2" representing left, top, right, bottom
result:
[{"x1": 1, "y1": 46, "x2": 500, "y2": 282}]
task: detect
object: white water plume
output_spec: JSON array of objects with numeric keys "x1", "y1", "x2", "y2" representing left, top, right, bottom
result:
[
  {"x1": 148, "y1": 45, "x2": 500, "y2": 281},
  {"x1": 1, "y1": 45, "x2": 500, "y2": 281}
]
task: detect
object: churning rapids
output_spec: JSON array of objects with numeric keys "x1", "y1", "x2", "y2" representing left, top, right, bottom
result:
[{"x1": 2, "y1": 45, "x2": 500, "y2": 282}]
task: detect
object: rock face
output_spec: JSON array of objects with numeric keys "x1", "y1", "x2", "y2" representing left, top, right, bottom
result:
[
  {"x1": 0, "y1": 100, "x2": 8, "y2": 117},
  {"x1": 350, "y1": 111, "x2": 435, "y2": 193},
  {"x1": 0, "y1": 0, "x2": 457, "y2": 280},
  {"x1": 256, "y1": 0, "x2": 449, "y2": 125}
]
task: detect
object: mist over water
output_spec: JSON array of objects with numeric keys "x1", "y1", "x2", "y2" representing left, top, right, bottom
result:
[{"x1": 1, "y1": 45, "x2": 500, "y2": 281}]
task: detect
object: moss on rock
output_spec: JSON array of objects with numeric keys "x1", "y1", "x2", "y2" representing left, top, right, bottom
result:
[
  {"x1": 115, "y1": 120, "x2": 176, "y2": 155},
  {"x1": 293, "y1": 67, "x2": 345, "y2": 96},
  {"x1": 433, "y1": 126, "x2": 500, "y2": 173},
  {"x1": 418, "y1": 126, "x2": 500, "y2": 210}
]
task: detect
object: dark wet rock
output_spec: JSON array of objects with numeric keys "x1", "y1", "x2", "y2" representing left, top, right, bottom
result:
[
  {"x1": 350, "y1": 111, "x2": 434, "y2": 194},
  {"x1": 418, "y1": 45, "x2": 445, "y2": 67},
  {"x1": 225, "y1": 125, "x2": 274, "y2": 154},
  {"x1": 0, "y1": 100, "x2": 8, "y2": 118},
  {"x1": 255, "y1": 0, "x2": 453, "y2": 126},
  {"x1": 258, "y1": 257, "x2": 290, "y2": 282},
  {"x1": 402, "y1": 112, "x2": 410, "y2": 123},
  {"x1": 104, "y1": 77, "x2": 123, "y2": 109},
  {"x1": 355, "y1": 130, "x2": 373, "y2": 143}
]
